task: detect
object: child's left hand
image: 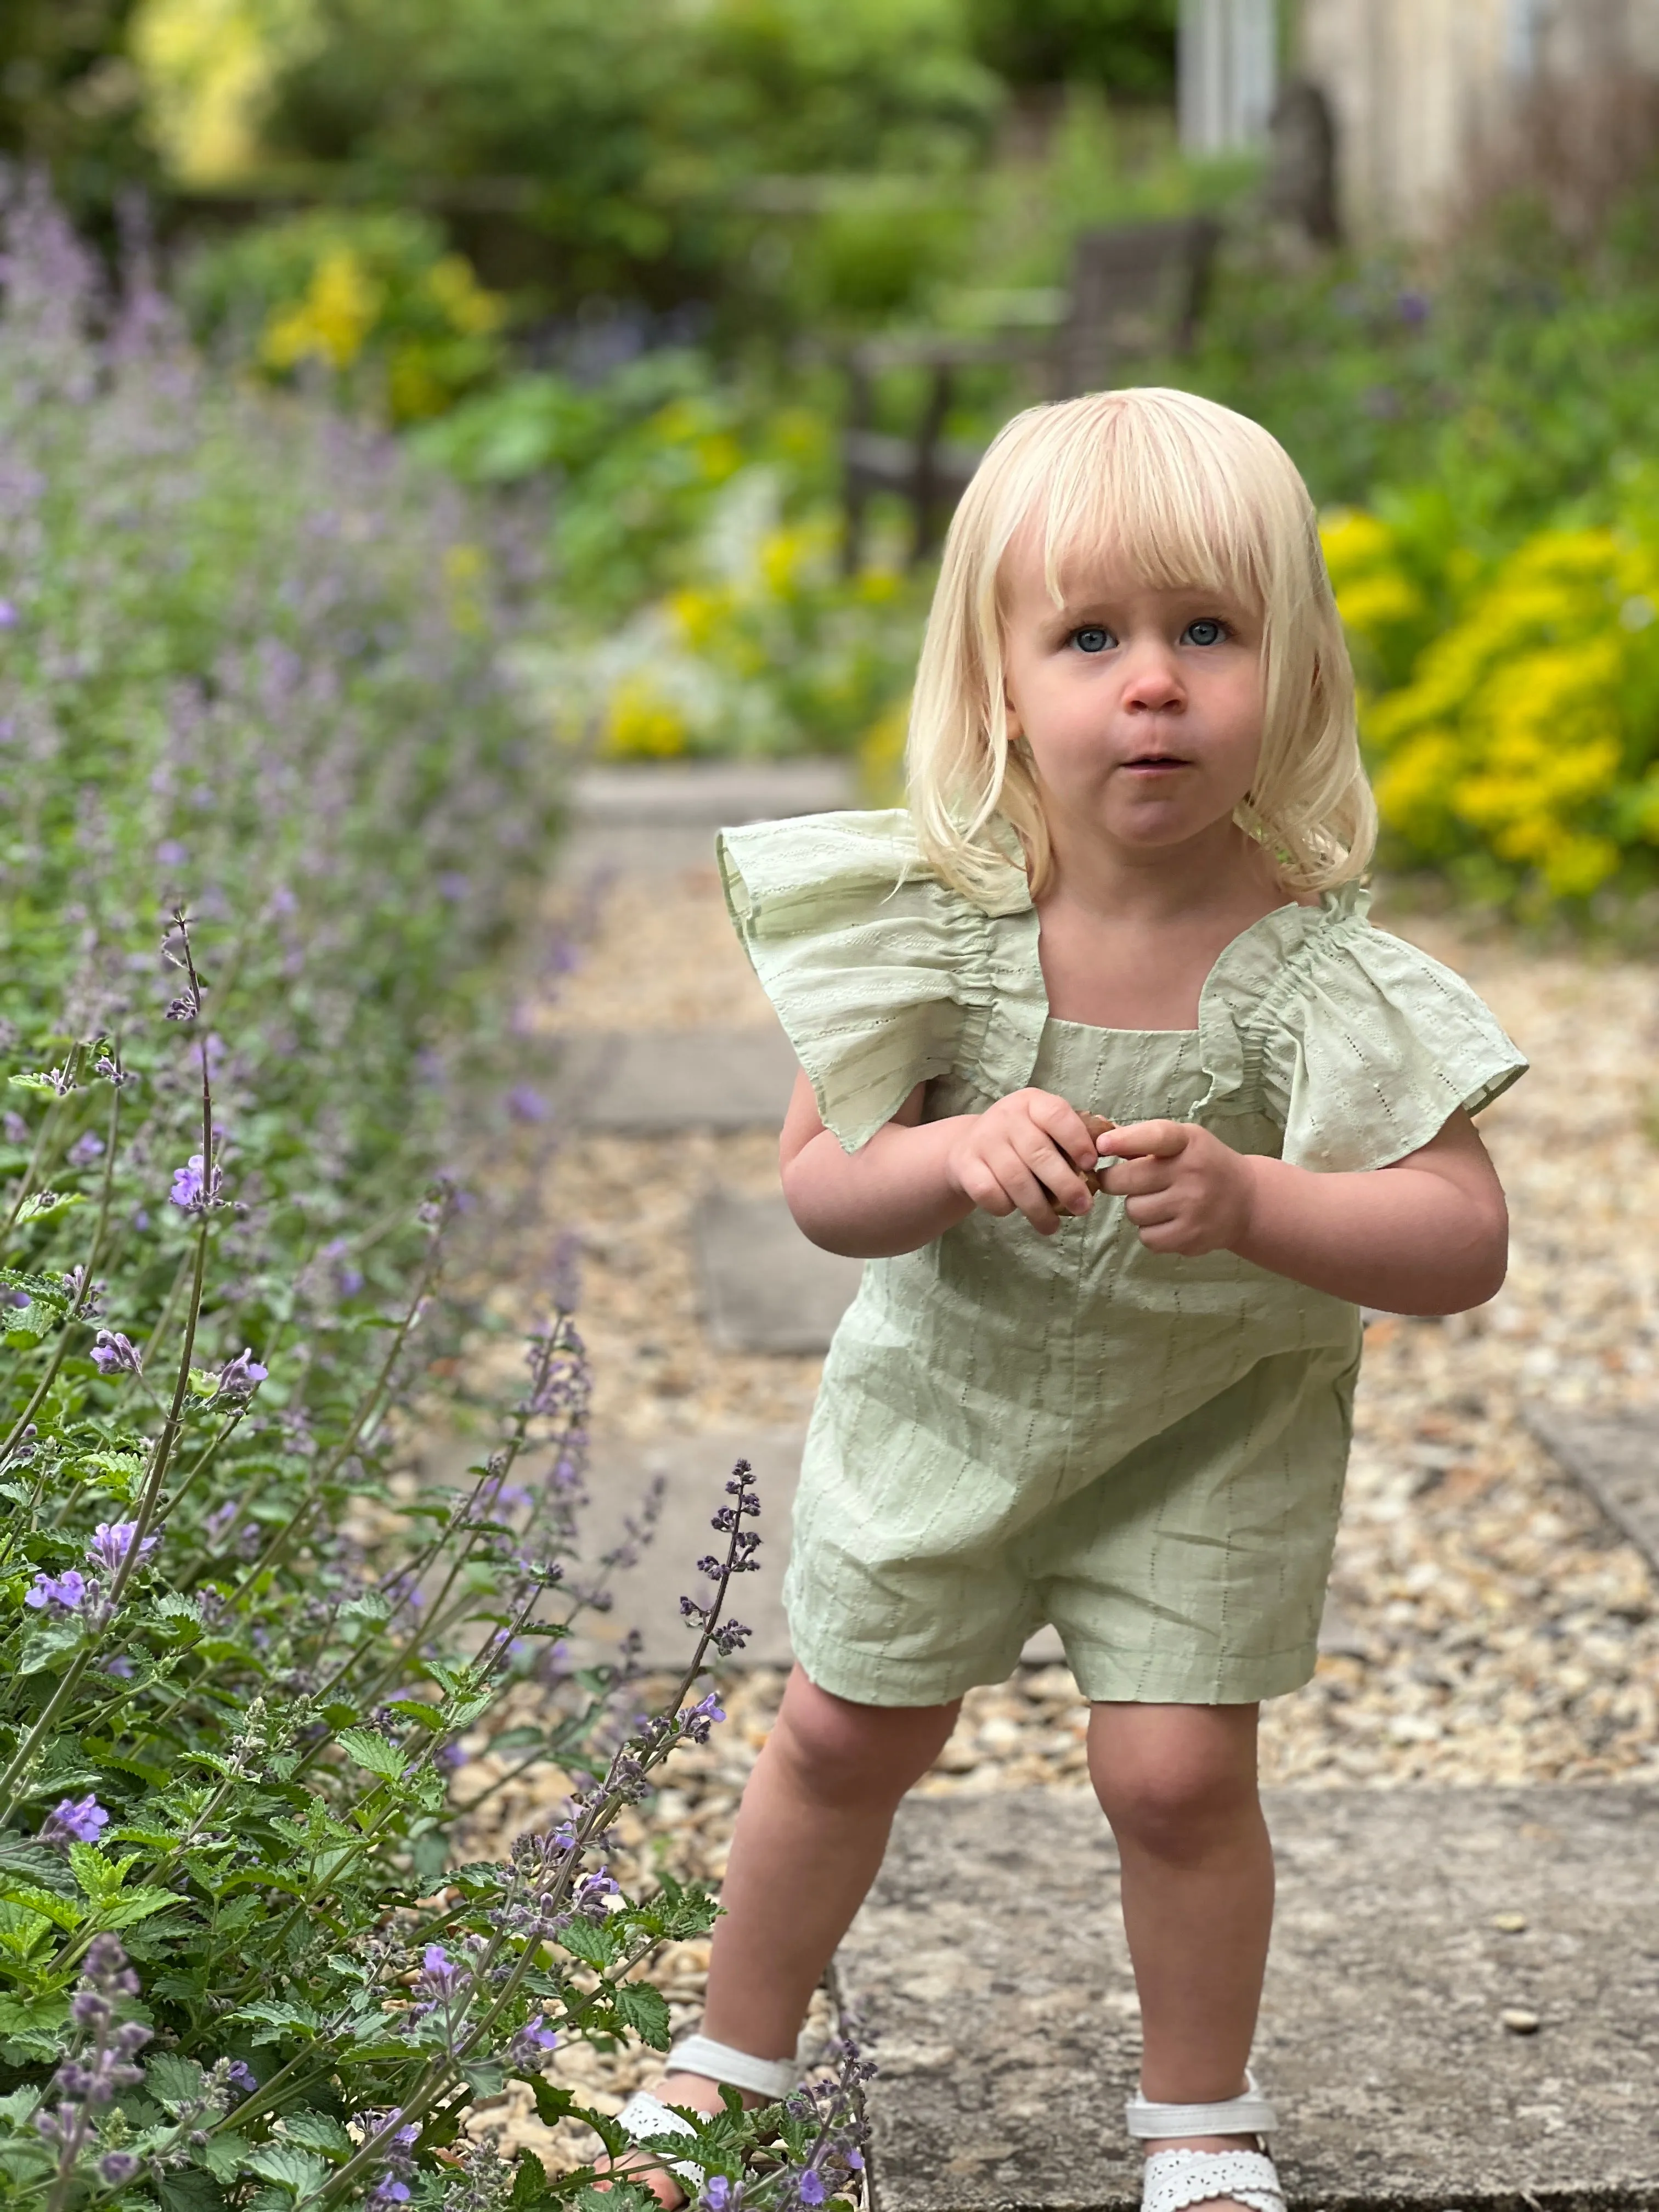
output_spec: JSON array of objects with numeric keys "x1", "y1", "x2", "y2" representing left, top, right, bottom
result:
[{"x1": 1095, "y1": 1121, "x2": 1254, "y2": 1256}]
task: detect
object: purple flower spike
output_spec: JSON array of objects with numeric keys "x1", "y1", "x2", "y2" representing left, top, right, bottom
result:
[
  {"x1": 795, "y1": 2170, "x2": 827, "y2": 2206},
  {"x1": 25, "y1": 1568, "x2": 88, "y2": 1613},
  {"x1": 0, "y1": 600, "x2": 16, "y2": 629},
  {"x1": 40, "y1": 1795, "x2": 110, "y2": 1847},
  {"x1": 90, "y1": 1329, "x2": 142, "y2": 1376},
  {"x1": 508, "y1": 2013, "x2": 559, "y2": 2068},
  {"x1": 216, "y1": 1347, "x2": 268, "y2": 1398}
]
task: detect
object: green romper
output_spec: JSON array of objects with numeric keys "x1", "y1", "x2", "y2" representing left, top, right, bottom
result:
[{"x1": 719, "y1": 809, "x2": 1527, "y2": 1710}]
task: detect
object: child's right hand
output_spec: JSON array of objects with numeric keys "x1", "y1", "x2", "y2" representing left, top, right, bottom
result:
[{"x1": 944, "y1": 1089, "x2": 1103, "y2": 1235}]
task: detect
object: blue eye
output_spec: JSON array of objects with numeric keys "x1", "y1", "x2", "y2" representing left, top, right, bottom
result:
[
  {"x1": 1071, "y1": 627, "x2": 1113, "y2": 654},
  {"x1": 1184, "y1": 618, "x2": 1228, "y2": 646}
]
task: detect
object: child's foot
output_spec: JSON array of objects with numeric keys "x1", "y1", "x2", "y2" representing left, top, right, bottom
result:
[
  {"x1": 1141, "y1": 2131, "x2": 1278, "y2": 2212},
  {"x1": 597, "y1": 2070, "x2": 769, "y2": 2211}
]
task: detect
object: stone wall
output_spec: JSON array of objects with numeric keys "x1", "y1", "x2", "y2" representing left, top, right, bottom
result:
[{"x1": 1297, "y1": 0, "x2": 1659, "y2": 238}]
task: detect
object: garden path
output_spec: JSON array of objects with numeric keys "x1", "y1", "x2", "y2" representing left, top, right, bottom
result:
[{"x1": 465, "y1": 763, "x2": 1659, "y2": 2187}]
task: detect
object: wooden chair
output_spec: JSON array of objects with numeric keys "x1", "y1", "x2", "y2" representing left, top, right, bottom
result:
[{"x1": 840, "y1": 215, "x2": 1222, "y2": 571}]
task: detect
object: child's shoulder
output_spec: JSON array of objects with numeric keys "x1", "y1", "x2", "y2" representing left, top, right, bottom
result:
[
  {"x1": 1201, "y1": 883, "x2": 1528, "y2": 1172},
  {"x1": 718, "y1": 806, "x2": 1029, "y2": 937}
]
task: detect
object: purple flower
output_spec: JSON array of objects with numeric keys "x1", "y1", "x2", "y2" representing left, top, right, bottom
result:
[
  {"x1": 104, "y1": 1656, "x2": 134, "y2": 1679},
  {"x1": 507, "y1": 1085, "x2": 551, "y2": 1124},
  {"x1": 40, "y1": 1795, "x2": 110, "y2": 1847},
  {"x1": 90, "y1": 1329, "x2": 142, "y2": 1376},
  {"x1": 507, "y1": 2013, "x2": 558, "y2": 2068},
  {"x1": 216, "y1": 1347, "x2": 268, "y2": 1398},
  {"x1": 437, "y1": 872, "x2": 470, "y2": 901},
  {"x1": 224, "y1": 2059, "x2": 256, "y2": 2097},
  {"x1": 25, "y1": 1568, "x2": 88, "y2": 1612},
  {"x1": 167, "y1": 1159, "x2": 218, "y2": 1212},
  {"x1": 702, "y1": 2181, "x2": 739, "y2": 2212},
  {"x1": 422, "y1": 1943, "x2": 458, "y2": 1985},
  {"x1": 87, "y1": 1521, "x2": 160, "y2": 1577},
  {"x1": 0, "y1": 599, "x2": 16, "y2": 629},
  {"x1": 66, "y1": 1131, "x2": 104, "y2": 1168},
  {"x1": 99, "y1": 2152, "x2": 140, "y2": 2185},
  {"x1": 155, "y1": 838, "x2": 188, "y2": 868},
  {"x1": 2, "y1": 1110, "x2": 27, "y2": 1145},
  {"x1": 795, "y1": 2171, "x2": 827, "y2": 2206},
  {"x1": 1397, "y1": 289, "x2": 1431, "y2": 325}
]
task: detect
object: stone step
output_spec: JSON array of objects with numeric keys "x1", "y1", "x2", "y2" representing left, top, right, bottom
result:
[
  {"x1": 837, "y1": 1785, "x2": 1659, "y2": 2211},
  {"x1": 1526, "y1": 1406, "x2": 1659, "y2": 1572},
  {"x1": 557, "y1": 1029, "x2": 799, "y2": 1133},
  {"x1": 694, "y1": 1190, "x2": 865, "y2": 1354}
]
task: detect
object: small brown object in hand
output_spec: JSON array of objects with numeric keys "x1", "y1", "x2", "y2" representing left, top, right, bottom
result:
[{"x1": 1079, "y1": 1113, "x2": 1116, "y2": 1196}]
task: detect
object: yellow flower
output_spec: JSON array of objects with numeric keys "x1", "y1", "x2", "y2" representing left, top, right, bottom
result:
[
  {"x1": 260, "y1": 245, "x2": 383, "y2": 373},
  {"x1": 603, "y1": 676, "x2": 689, "y2": 758},
  {"x1": 424, "y1": 254, "x2": 506, "y2": 336}
]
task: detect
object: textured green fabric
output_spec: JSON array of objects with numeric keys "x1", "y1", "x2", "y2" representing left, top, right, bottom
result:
[{"x1": 719, "y1": 810, "x2": 1527, "y2": 1708}]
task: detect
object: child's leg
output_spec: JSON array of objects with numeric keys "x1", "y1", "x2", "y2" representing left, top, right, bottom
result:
[
  {"x1": 1088, "y1": 1703, "x2": 1272, "y2": 2205},
  {"x1": 618, "y1": 1666, "x2": 958, "y2": 2204}
]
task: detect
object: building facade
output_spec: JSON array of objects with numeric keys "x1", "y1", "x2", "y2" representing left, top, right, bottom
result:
[{"x1": 1296, "y1": 0, "x2": 1659, "y2": 236}]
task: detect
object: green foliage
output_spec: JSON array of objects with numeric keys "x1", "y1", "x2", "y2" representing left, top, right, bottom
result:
[
  {"x1": 0, "y1": 1, "x2": 156, "y2": 227},
  {"x1": 178, "y1": 207, "x2": 510, "y2": 423},
  {"x1": 258, "y1": 0, "x2": 1000, "y2": 318},
  {"x1": 0, "y1": 181, "x2": 862, "y2": 2211},
  {"x1": 963, "y1": 0, "x2": 1176, "y2": 96}
]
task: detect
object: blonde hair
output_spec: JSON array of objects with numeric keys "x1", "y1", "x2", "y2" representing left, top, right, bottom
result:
[{"x1": 906, "y1": 386, "x2": 1376, "y2": 904}]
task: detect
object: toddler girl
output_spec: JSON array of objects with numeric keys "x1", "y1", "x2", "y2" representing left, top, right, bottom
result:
[{"x1": 617, "y1": 388, "x2": 1525, "y2": 2212}]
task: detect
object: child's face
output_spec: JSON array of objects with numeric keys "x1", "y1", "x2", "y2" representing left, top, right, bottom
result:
[{"x1": 1000, "y1": 535, "x2": 1266, "y2": 865}]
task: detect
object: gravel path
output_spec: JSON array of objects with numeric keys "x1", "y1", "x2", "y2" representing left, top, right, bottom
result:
[{"x1": 462, "y1": 859, "x2": 1659, "y2": 2159}]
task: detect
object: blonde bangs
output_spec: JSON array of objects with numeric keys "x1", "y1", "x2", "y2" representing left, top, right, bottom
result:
[{"x1": 905, "y1": 387, "x2": 1376, "y2": 906}]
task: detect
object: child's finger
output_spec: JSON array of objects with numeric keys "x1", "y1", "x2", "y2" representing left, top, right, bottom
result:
[
  {"x1": 1028, "y1": 1092, "x2": 1102, "y2": 1171},
  {"x1": 1096, "y1": 1118, "x2": 1188, "y2": 1161},
  {"x1": 1100, "y1": 1154, "x2": 1175, "y2": 1199}
]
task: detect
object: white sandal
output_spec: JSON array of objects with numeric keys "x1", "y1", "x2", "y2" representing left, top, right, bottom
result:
[
  {"x1": 1126, "y1": 2070, "x2": 1284, "y2": 2212},
  {"x1": 616, "y1": 2035, "x2": 800, "y2": 2194}
]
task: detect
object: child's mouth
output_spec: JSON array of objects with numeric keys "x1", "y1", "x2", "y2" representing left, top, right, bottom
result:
[{"x1": 1122, "y1": 753, "x2": 1188, "y2": 771}]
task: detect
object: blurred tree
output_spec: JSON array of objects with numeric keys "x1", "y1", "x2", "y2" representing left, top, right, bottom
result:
[
  {"x1": 964, "y1": 0, "x2": 1177, "y2": 97},
  {"x1": 0, "y1": 0, "x2": 159, "y2": 218},
  {"x1": 257, "y1": 0, "x2": 998, "y2": 312}
]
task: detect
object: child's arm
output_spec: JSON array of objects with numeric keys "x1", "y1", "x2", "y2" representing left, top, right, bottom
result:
[
  {"x1": 1096, "y1": 1111, "x2": 1507, "y2": 1315},
  {"x1": 780, "y1": 1073, "x2": 1101, "y2": 1258}
]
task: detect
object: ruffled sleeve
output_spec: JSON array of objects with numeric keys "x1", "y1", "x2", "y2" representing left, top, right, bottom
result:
[
  {"x1": 1198, "y1": 885, "x2": 1527, "y2": 1173},
  {"x1": 718, "y1": 809, "x2": 1046, "y2": 1152}
]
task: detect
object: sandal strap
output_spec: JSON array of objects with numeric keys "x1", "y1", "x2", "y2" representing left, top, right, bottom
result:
[
  {"x1": 1126, "y1": 2069, "x2": 1277, "y2": 2141},
  {"x1": 617, "y1": 2090, "x2": 703, "y2": 2186},
  {"x1": 669, "y1": 2033, "x2": 798, "y2": 2101},
  {"x1": 1142, "y1": 2148, "x2": 1284, "y2": 2212}
]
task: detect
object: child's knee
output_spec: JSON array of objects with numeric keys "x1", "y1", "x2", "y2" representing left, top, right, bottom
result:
[
  {"x1": 769, "y1": 1671, "x2": 958, "y2": 1808},
  {"x1": 1089, "y1": 1708, "x2": 1261, "y2": 1863}
]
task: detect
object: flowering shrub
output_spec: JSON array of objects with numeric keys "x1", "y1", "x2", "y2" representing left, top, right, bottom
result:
[
  {"x1": 0, "y1": 180, "x2": 864, "y2": 2208},
  {"x1": 179, "y1": 210, "x2": 510, "y2": 424},
  {"x1": 1325, "y1": 488, "x2": 1659, "y2": 908}
]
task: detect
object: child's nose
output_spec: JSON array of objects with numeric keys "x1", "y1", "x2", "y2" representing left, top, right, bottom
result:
[{"x1": 1121, "y1": 641, "x2": 1186, "y2": 713}]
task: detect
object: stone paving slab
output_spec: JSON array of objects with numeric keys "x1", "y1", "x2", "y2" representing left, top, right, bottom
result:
[
  {"x1": 565, "y1": 759, "x2": 857, "y2": 877},
  {"x1": 694, "y1": 1191, "x2": 865, "y2": 1354},
  {"x1": 556, "y1": 1029, "x2": 799, "y2": 1133},
  {"x1": 571, "y1": 1428, "x2": 805, "y2": 1669},
  {"x1": 837, "y1": 1785, "x2": 1659, "y2": 2212},
  {"x1": 1525, "y1": 1407, "x2": 1659, "y2": 1572}
]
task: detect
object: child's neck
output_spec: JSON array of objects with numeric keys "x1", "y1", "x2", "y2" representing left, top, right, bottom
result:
[{"x1": 1035, "y1": 818, "x2": 1296, "y2": 1032}]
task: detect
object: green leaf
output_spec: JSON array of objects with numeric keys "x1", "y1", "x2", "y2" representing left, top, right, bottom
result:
[
  {"x1": 539, "y1": 2079, "x2": 584, "y2": 2132},
  {"x1": 193, "y1": 2135, "x2": 252, "y2": 2183},
  {"x1": 335, "y1": 1728, "x2": 405, "y2": 1780},
  {"x1": 279, "y1": 2113, "x2": 352, "y2": 2158},
  {"x1": 245, "y1": 2144, "x2": 330, "y2": 2196},
  {"x1": 159, "y1": 2170, "x2": 228, "y2": 2212},
  {"x1": 7, "y1": 1074, "x2": 58, "y2": 1094},
  {"x1": 0, "y1": 1884, "x2": 82, "y2": 1933},
  {"x1": 15, "y1": 1191, "x2": 86, "y2": 1226},
  {"x1": 558, "y1": 1920, "x2": 619, "y2": 1970},
  {"x1": 4, "y1": 1300, "x2": 52, "y2": 1346},
  {"x1": 186, "y1": 1368, "x2": 221, "y2": 1399},
  {"x1": 462, "y1": 2061, "x2": 506, "y2": 2100},
  {"x1": 510, "y1": 2149, "x2": 555, "y2": 2205},
  {"x1": 611, "y1": 1982, "x2": 671, "y2": 2050},
  {"x1": 146, "y1": 2052, "x2": 208, "y2": 2114},
  {"x1": 235, "y1": 1997, "x2": 321, "y2": 2041},
  {"x1": 383, "y1": 1699, "x2": 444, "y2": 1730},
  {"x1": 0, "y1": 1839, "x2": 78, "y2": 1896},
  {"x1": 16, "y1": 1618, "x2": 86, "y2": 1676},
  {"x1": 95, "y1": 1887, "x2": 180, "y2": 1931}
]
